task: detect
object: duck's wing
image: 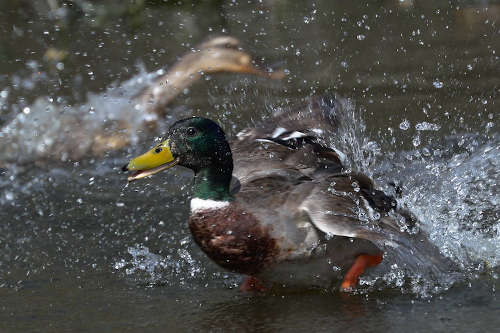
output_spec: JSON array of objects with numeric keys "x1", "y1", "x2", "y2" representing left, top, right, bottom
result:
[
  {"x1": 231, "y1": 95, "x2": 347, "y2": 184},
  {"x1": 298, "y1": 173, "x2": 400, "y2": 240},
  {"x1": 230, "y1": 95, "x2": 412, "y2": 242}
]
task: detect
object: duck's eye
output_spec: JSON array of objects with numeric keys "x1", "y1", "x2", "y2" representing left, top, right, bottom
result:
[
  {"x1": 186, "y1": 127, "x2": 197, "y2": 137},
  {"x1": 154, "y1": 147, "x2": 162, "y2": 153}
]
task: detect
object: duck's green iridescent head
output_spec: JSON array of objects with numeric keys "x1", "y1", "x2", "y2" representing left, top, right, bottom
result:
[{"x1": 123, "y1": 117, "x2": 233, "y2": 183}]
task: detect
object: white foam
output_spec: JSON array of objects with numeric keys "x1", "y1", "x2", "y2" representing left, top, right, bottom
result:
[{"x1": 190, "y1": 198, "x2": 230, "y2": 212}]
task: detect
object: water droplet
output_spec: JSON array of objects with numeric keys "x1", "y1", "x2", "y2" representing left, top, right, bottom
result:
[
  {"x1": 412, "y1": 135, "x2": 421, "y2": 147},
  {"x1": 399, "y1": 119, "x2": 410, "y2": 130},
  {"x1": 22, "y1": 107, "x2": 30, "y2": 114},
  {"x1": 5, "y1": 192, "x2": 14, "y2": 201},
  {"x1": 433, "y1": 80, "x2": 443, "y2": 89},
  {"x1": 415, "y1": 122, "x2": 441, "y2": 131},
  {"x1": 357, "y1": 34, "x2": 366, "y2": 40}
]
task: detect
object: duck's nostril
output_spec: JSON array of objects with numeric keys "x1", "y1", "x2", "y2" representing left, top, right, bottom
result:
[{"x1": 121, "y1": 164, "x2": 129, "y2": 172}]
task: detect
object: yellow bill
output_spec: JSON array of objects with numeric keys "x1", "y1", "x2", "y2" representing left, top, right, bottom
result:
[{"x1": 122, "y1": 140, "x2": 178, "y2": 182}]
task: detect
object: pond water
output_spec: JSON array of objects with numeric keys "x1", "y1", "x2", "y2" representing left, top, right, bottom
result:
[{"x1": 0, "y1": 1, "x2": 498, "y2": 332}]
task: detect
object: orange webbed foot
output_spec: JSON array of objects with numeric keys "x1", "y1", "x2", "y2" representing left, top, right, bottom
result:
[{"x1": 340, "y1": 253, "x2": 383, "y2": 292}]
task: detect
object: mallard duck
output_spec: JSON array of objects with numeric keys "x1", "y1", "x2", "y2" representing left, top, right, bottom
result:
[
  {"x1": 122, "y1": 96, "x2": 455, "y2": 291},
  {"x1": 138, "y1": 36, "x2": 284, "y2": 117}
]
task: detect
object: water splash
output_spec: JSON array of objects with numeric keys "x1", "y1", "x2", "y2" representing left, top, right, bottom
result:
[
  {"x1": 0, "y1": 64, "x2": 157, "y2": 165},
  {"x1": 315, "y1": 98, "x2": 499, "y2": 295},
  {"x1": 400, "y1": 138, "x2": 499, "y2": 268},
  {"x1": 321, "y1": 96, "x2": 381, "y2": 176},
  {"x1": 365, "y1": 134, "x2": 500, "y2": 294},
  {"x1": 113, "y1": 241, "x2": 240, "y2": 289},
  {"x1": 113, "y1": 244, "x2": 206, "y2": 287}
]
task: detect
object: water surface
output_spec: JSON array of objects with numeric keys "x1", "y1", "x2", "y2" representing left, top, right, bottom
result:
[{"x1": 0, "y1": 1, "x2": 498, "y2": 332}]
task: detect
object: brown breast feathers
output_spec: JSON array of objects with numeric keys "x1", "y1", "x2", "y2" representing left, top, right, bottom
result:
[{"x1": 189, "y1": 204, "x2": 279, "y2": 275}]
